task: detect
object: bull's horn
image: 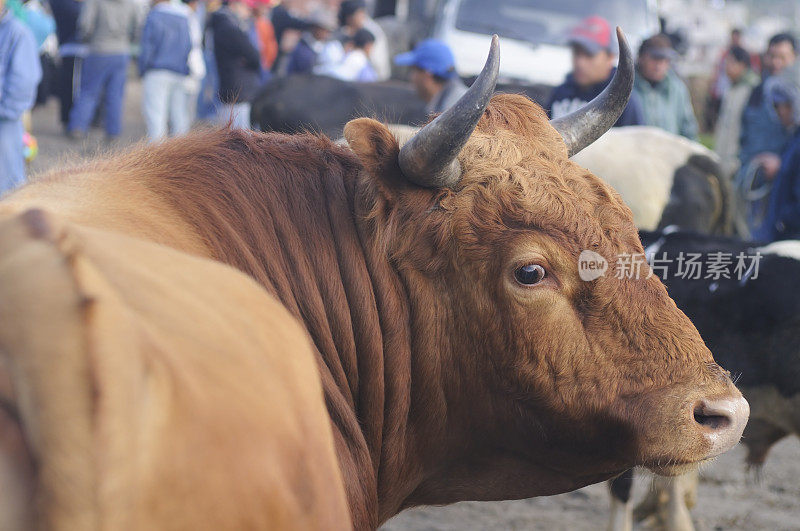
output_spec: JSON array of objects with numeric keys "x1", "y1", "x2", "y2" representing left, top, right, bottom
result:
[
  {"x1": 550, "y1": 27, "x2": 634, "y2": 157},
  {"x1": 398, "y1": 35, "x2": 500, "y2": 188}
]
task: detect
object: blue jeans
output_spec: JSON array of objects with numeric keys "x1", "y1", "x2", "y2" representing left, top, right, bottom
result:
[
  {"x1": 0, "y1": 119, "x2": 25, "y2": 195},
  {"x1": 68, "y1": 53, "x2": 129, "y2": 137},
  {"x1": 142, "y1": 69, "x2": 191, "y2": 140}
]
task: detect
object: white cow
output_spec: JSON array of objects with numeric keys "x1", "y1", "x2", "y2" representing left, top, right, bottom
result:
[{"x1": 571, "y1": 126, "x2": 724, "y2": 231}]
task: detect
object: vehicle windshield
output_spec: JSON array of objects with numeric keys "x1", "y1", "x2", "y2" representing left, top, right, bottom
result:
[{"x1": 455, "y1": 0, "x2": 652, "y2": 46}]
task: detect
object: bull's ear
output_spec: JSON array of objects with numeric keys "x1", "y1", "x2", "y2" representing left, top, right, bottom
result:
[{"x1": 344, "y1": 118, "x2": 405, "y2": 189}]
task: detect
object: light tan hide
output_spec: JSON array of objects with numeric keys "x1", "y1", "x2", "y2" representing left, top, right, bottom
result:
[{"x1": 0, "y1": 209, "x2": 350, "y2": 531}]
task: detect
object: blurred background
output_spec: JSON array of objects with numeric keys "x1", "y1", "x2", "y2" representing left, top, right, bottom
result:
[{"x1": 13, "y1": 0, "x2": 800, "y2": 174}]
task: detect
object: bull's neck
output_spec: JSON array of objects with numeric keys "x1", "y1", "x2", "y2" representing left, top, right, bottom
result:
[
  {"x1": 151, "y1": 135, "x2": 460, "y2": 528},
  {"x1": 309, "y1": 176, "x2": 462, "y2": 528},
  {"x1": 136, "y1": 131, "x2": 459, "y2": 527}
]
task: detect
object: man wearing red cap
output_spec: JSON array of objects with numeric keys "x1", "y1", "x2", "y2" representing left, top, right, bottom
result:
[{"x1": 547, "y1": 15, "x2": 643, "y2": 127}]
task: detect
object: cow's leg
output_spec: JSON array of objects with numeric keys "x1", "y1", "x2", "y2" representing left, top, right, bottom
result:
[
  {"x1": 633, "y1": 476, "x2": 659, "y2": 522},
  {"x1": 742, "y1": 418, "x2": 788, "y2": 482},
  {"x1": 676, "y1": 469, "x2": 699, "y2": 513},
  {"x1": 607, "y1": 469, "x2": 634, "y2": 531},
  {"x1": 653, "y1": 473, "x2": 695, "y2": 531}
]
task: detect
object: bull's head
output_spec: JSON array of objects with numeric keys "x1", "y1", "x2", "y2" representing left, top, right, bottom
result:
[{"x1": 345, "y1": 30, "x2": 748, "y2": 504}]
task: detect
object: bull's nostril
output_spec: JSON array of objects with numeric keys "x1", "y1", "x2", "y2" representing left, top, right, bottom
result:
[
  {"x1": 693, "y1": 402, "x2": 732, "y2": 431},
  {"x1": 694, "y1": 410, "x2": 731, "y2": 430}
]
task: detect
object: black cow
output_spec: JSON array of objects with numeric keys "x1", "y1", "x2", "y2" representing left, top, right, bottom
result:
[
  {"x1": 251, "y1": 75, "x2": 427, "y2": 138},
  {"x1": 250, "y1": 74, "x2": 551, "y2": 138},
  {"x1": 608, "y1": 229, "x2": 800, "y2": 530},
  {"x1": 658, "y1": 155, "x2": 733, "y2": 235}
]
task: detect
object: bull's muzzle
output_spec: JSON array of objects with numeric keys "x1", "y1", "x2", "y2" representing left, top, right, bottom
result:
[{"x1": 692, "y1": 394, "x2": 750, "y2": 457}]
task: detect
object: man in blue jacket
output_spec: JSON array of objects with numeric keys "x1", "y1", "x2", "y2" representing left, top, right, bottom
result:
[
  {"x1": 0, "y1": 0, "x2": 42, "y2": 194},
  {"x1": 547, "y1": 16, "x2": 643, "y2": 127},
  {"x1": 139, "y1": 0, "x2": 192, "y2": 140},
  {"x1": 285, "y1": 8, "x2": 336, "y2": 75},
  {"x1": 752, "y1": 63, "x2": 800, "y2": 242}
]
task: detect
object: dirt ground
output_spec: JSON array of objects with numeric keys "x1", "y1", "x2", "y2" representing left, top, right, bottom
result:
[
  {"x1": 382, "y1": 439, "x2": 800, "y2": 530},
  {"x1": 28, "y1": 75, "x2": 148, "y2": 176},
  {"x1": 27, "y1": 78, "x2": 800, "y2": 531}
]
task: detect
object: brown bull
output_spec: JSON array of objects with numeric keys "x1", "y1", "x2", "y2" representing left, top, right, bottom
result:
[{"x1": 0, "y1": 31, "x2": 747, "y2": 530}]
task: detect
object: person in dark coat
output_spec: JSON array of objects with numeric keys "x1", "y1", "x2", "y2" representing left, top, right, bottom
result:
[
  {"x1": 209, "y1": 0, "x2": 261, "y2": 128},
  {"x1": 49, "y1": 0, "x2": 84, "y2": 129},
  {"x1": 547, "y1": 15, "x2": 643, "y2": 127},
  {"x1": 270, "y1": 0, "x2": 308, "y2": 46}
]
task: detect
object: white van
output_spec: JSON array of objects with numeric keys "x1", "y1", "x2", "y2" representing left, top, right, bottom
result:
[{"x1": 432, "y1": 0, "x2": 660, "y2": 86}]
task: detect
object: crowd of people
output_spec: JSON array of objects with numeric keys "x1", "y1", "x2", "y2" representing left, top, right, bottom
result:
[
  {"x1": 3, "y1": 2, "x2": 800, "y2": 241},
  {"x1": 704, "y1": 29, "x2": 798, "y2": 242},
  {"x1": 544, "y1": 16, "x2": 800, "y2": 243},
  {"x1": 546, "y1": 16, "x2": 699, "y2": 139},
  {"x1": 3, "y1": 0, "x2": 463, "y2": 193},
  {"x1": 1, "y1": 0, "x2": 393, "y2": 192}
]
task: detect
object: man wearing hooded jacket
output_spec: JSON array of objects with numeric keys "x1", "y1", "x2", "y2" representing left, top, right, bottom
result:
[{"x1": 752, "y1": 63, "x2": 800, "y2": 241}]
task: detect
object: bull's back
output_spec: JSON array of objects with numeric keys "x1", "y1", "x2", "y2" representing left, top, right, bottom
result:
[
  {"x1": 0, "y1": 209, "x2": 351, "y2": 530},
  {"x1": 0, "y1": 173, "x2": 211, "y2": 259}
]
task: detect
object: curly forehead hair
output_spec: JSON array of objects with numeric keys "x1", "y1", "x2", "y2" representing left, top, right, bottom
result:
[{"x1": 444, "y1": 94, "x2": 641, "y2": 258}]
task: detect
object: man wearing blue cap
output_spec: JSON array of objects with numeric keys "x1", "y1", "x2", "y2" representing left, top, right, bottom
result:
[
  {"x1": 547, "y1": 15, "x2": 643, "y2": 127},
  {"x1": 394, "y1": 39, "x2": 467, "y2": 114}
]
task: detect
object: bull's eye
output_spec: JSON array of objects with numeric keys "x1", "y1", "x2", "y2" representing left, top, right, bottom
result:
[{"x1": 514, "y1": 264, "x2": 546, "y2": 286}]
